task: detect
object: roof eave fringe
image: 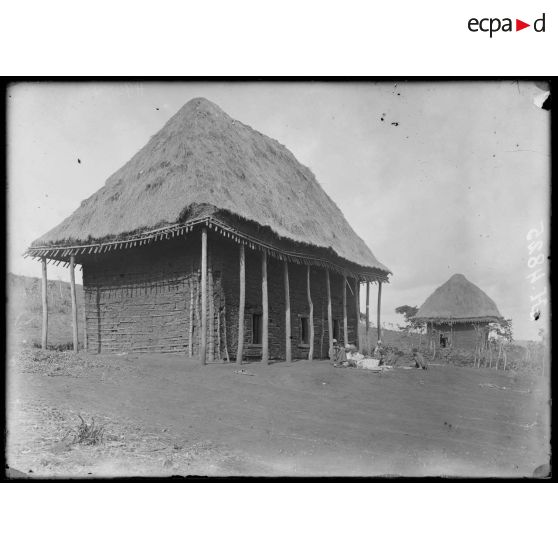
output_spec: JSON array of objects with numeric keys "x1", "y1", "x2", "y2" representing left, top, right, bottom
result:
[{"x1": 26, "y1": 216, "x2": 390, "y2": 282}]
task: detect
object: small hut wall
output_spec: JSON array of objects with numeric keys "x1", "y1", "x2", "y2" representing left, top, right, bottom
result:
[{"x1": 427, "y1": 321, "x2": 488, "y2": 351}]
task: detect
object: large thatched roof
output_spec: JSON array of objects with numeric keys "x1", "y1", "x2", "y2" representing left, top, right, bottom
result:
[
  {"x1": 414, "y1": 274, "x2": 502, "y2": 323},
  {"x1": 29, "y1": 98, "x2": 390, "y2": 277}
]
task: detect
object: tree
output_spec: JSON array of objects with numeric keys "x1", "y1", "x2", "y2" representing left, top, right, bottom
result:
[
  {"x1": 395, "y1": 305, "x2": 419, "y2": 321},
  {"x1": 489, "y1": 319, "x2": 513, "y2": 343},
  {"x1": 395, "y1": 305, "x2": 423, "y2": 348}
]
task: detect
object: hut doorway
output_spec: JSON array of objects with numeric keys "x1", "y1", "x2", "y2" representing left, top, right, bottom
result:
[
  {"x1": 299, "y1": 316, "x2": 310, "y2": 345},
  {"x1": 252, "y1": 313, "x2": 263, "y2": 345}
]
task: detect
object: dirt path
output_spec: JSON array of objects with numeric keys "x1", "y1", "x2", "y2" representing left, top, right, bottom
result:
[{"x1": 6, "y1": 350, "x2": 551, "y2": 477}]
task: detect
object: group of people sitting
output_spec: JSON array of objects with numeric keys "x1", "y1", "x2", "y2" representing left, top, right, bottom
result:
[
  {"x1": 329, "y1": 339, "x2": 428, "y2": 370},
  {"x1": 329, "y1": 339, "x2": 364, "y2": 368}
]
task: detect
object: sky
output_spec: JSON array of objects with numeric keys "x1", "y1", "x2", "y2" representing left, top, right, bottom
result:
[{"x1": 7, "y1": 81, "x2": 550, "y2": 340}]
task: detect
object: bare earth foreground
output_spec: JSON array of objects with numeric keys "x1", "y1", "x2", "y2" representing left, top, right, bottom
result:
[{"x1": 6, "y1": 350, "x2": 550, "y2": 478}]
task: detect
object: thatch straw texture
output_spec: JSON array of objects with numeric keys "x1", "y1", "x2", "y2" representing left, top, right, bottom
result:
[
  {"x1": 31, "y1": 98, "x2": 389, "y2": 274},
  {"x1": 414, "y1": 274, "x2": 502, "y2": 323}
]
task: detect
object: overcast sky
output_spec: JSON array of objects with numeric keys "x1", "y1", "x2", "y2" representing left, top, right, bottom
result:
[{"x1": 7, "y1": 81, "x2": 550, "y2": 340}]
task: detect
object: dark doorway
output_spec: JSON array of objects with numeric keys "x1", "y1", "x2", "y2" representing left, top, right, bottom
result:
[
  {"x1": 252, "y1": 313, "x2": 262, "y2": 344},
  {"x1": 300, "y1": 316, "x2": 309, "y2": 344}
]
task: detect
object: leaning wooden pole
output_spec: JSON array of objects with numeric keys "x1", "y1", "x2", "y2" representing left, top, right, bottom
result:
[
  {"x1": 284, "y1": 261, "x2": 291, "y2": 363},
  {"x1": 307, "y1": 265, "x2": 314, "y2": 361},
  {"x1": 355, "y1": 277, "x2": 360, "y2": 350},
  {"x1": 236, "y1": 244, "x2": 245, "y2": 365},
  {"x1": 342, "y1": 274, "x2": 348, "y2": 347},
  {"x1": 69, "y1": 255, "x2": 79, "y2": 353},
  {"x1": 188, "y1": 276, "x2": 194, "y2": 358},
  {"x1": 200, "y1": 227, "x2": 208, "y2": 365},
  {"x1": 41, "y1": 257, "x2": 48, "y2": 349},
  {"x1": 365, "y1": 281, "x2": 370, "y2": 333},
  {"x1": 261, "y1": 251, "x2": 269, "y2": 365},
  {"x1": 377, "y1": 280, "x2": 383, "y2": 342},
  {"x1": 326, "y1": 269, "x2": 333, "y2": 356}
]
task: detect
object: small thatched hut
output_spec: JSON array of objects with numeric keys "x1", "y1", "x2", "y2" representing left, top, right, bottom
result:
[
  {"x1": 412, "y1": 273, "x2": 503, "y2": 351},
  {"x1": 26, "y1": 98, "x2": 390, "y2": 363}
]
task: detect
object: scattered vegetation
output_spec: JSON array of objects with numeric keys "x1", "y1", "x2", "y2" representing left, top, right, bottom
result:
[{"x1": 66, "y1": 414, "x2": 106, "y2": 446}]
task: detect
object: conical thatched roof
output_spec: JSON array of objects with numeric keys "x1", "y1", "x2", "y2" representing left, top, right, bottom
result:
[
  {"x1": 29, "y1": 98, "x2": 390, "y2": 276},
  {"x1": 414, "y1": 274, "x2": 502, "y2": 323}
]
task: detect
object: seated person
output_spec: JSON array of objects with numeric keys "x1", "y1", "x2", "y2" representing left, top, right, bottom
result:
[
  {"x1": 329, "y1": 339, "x2": 348, "y2": 367},
  {"x1": 412, "y1": 348, "x2": 428, "y2": 370}
]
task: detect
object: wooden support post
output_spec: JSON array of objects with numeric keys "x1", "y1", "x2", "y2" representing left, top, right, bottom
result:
[
  {"x1": 236, "y1": 244, "x2": 245, "y2": 365},
  {"x1": 208, "y1": 250, "x2": 214, "y2": 362},
  {"x1": 188, "y1": 276, "x2": 194, "y2": 358},
  {"x1": 377, "y1": 281, "x2": 383, "y2": 342},
  {"x1": 83, "y1": 301, "x2": 88, "y2": 352},
  {"x1": 307, "y1": 265, "x2": 314, "y2": 361},
  {"x1": 365, "y1": 281, "x2": 370, "y2": 333},
  {"x1": 326, "y1": 269, "x2": 333, "y2": 356},
  {"x1": 450, "y1": 322, "x2": 454, "y2": 348},
  {"x1": 200, "y1": 227, "x2": 207, "y2": 365},
  {"x1": 222, "y1": 300, "x2": 231, "y2": 364},
  {"x1": 284, "y1": 261, "x2": 291, "y2": 363},
  {"x1": 82, "y1": 270, "x2": 88, "y2": 352},
  {"x1": 195, "y1": 277, "x2": 201, "y2": 356},
  {"x1": 342, "y1": 274, "x2": 348, "y2": 347},
  {"x1": 69, "y1": 255, "x2": 79, "y2": 353},
  {"x1": 355, "y1": 277, "x2": 360, "y2": 350},
  {"x1": 216, "y1": 306, "x2": 222, "y2": 361},
  {"x1": 41, "y1": 257, "x2": 48, "y2": 349},
  {"x1": 95, "y1": 284, "x2": 101, "y2": 354},
  {"x1": 261, "y1": 251, "x2": 269, "y2": 364}
]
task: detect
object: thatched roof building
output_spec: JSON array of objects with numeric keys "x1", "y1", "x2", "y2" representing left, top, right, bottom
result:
[
  {"x1": 414, "y1": 274, "x2": 502, "y2": 323},
  {"x1": 29, "y1": 98, "x2": 389, "y2": 279},
  {"x1": 413, "y1": 274, "x2": 503, "y2": 350},
  {"x1": 27, "y1": 98, "x2": 390, "y2": 362}
]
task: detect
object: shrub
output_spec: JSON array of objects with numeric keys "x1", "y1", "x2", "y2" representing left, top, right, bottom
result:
[{"x1": 66, "y1": 414, "x2": 105, "y2": 446}]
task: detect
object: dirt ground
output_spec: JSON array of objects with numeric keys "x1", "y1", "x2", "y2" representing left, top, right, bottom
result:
[{"x1": 5, "y1": 349, "x2": 551, "y2": 478}]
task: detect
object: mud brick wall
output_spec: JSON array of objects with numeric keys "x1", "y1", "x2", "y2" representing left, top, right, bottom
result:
[
  {"x1": 450, "y1": 323, "x2": 488, "y2": 350},
  {"x1": 428, "y1": 322, "x2": 488, "y2": 351},
  {"x1": 83, "y1": 230, "x2": 359, "y2": 360},
  {"x1": 84, "y1": 238, "x2": 193, "y2": 354},
  {"x1": 83, "y1": 233, "x2": 223, "y2": 358}
]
